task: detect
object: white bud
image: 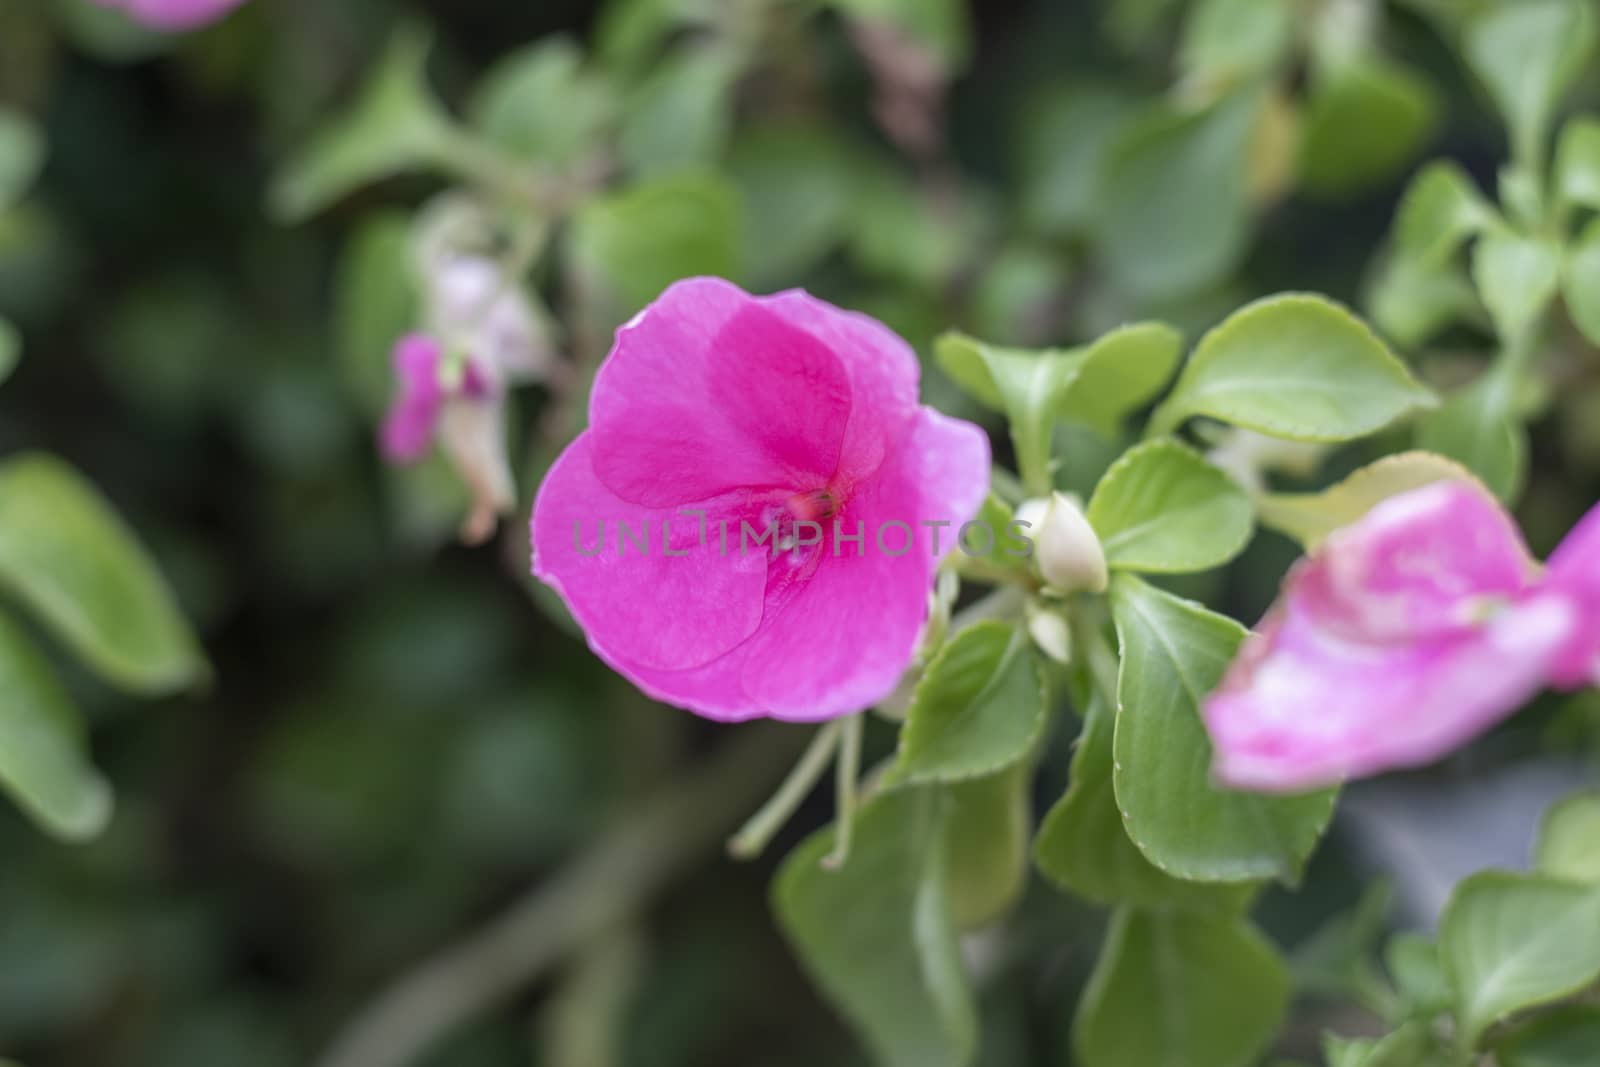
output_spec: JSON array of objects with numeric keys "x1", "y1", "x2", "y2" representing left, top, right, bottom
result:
[
  {"x1": 1025, "y1": 599, "x2": 1073, "y2": 665},
  {"x1": 429, "y1": 253, "x2": 557, "y2": 385},
  {"x1": 438, "y1": 399, "x2": 516, "y2": 545},
  {"x1": 1023, "y1": 492, "x2": 1107, "y2": 594}
]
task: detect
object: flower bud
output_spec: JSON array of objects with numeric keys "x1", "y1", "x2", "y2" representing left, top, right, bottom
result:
[
  {"x1": 1020, "y1": 492, "x2": 1107, "y2": 594},
  {"x1": 1025, "y1": 599, "x2": 1072, "y2": 665}
]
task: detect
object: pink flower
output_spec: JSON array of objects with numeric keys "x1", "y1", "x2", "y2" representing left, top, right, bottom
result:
[
  {"x1": 530, "y1": 277, "x2": 990, "y2": 722},
  {"x1": 92, "y1": 0, "x2": 247, "y2": 30},
  {"x1": 1204, "y1": 481, "x2": 1600, "y2": 792},
  {"x1": 380, "y1": 334, "x2": 490, "y2": 463}
]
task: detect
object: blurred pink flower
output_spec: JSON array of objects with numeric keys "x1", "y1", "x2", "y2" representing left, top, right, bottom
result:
[
  {"x1": 530, "y1": 277, "x2": 990, "y2": 722},
  {"x1": 93, "y1": 0, "x2": 248, "y2": 31},
  {"x1": 1204, "y1": 481, "x2": 1600, "y2": 792},
  {"x1": 379, "y1": 334, "x2": 489, "y2": 463}
]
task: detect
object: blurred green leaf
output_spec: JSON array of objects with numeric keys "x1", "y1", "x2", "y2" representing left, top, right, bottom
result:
[
  {"x1": 942, "y1": 764, "x2": 1029, "y2": 929},
  {"x1": 1535, "y1": 789, "x2": 1600, "y2": 884},
  {"x1": 269, "y1": 24, "x2": 451, "y2": 223},
  {"x1": 1394, "y1": 162, "x2": 1496, "y2": 266},
  {"x1": 891, "y1": 621, "x2": 1045, "y2": 786},
  {"x1": 0, "y1": 453, "x2": 207, "y2": 695},
  {"x1": 335, "y1": 212, "x2": 417, "y2": 418},
  {"x1": 1257, "y1": 451, "x2": 1477, "y2": 549},
  {"x1": 774, "y1": 787, "x2": 976, "y2": 1067},
  {"x1": 1416, "y1": 375, "x2": 1526, "y2": 503},
  {"x1": 1463, "y1": 0, "x2": 1596, "y2": 165},
  {"x1": 1555, "y1": 117, "x2": 1600, "y2": 212},
  {"x1": 568, "y1": 171, "x2": 740, "y2": 315},
  {"x1": 1368, "y1": 253, "x2": 1481, "y2": 349},
  {"x1": 1035, "y1": 691, "x2": 1254, "y2": 912},
  {"x1": 0, "y1": 106, "x2": 43, "y2": 212},
  {"x1": 1087, "y1": 438, "x2": 1254, "y2": 574},
  {"x1": 728, "y1": 125, "x2": 862, "y2": 286},
  {"x1": 1095, "y1": 89, "x2": 1261, "y2": 300},
  {"x1": 1151, "y1": 293, "x2": 1435, "y2": 442},
  {"x1": 1179, "y1": 0, "x2": 1295, "y2": 90},
  {"x1": 1299, "y1": 57, "x2": 1437, "y2": 198},
  {"x1": 1440, "y1": 870, "x2": 1600, "y2": 1046},
  {"x1": 1323, "y1": 1022, "x2": 1447, "y2": 1067},
  {"x1": 469, "y1": 36, "x2": 617, "y2": 169},
  {"x1": 1110, "y1": 575, "x2": 1335, "y2": 882},
  {"x1": 1018, "y1": 85, "x2": 1139, "y2": 237},
  {"x1": 0, "y1": 608, "x2": 112, "y2": 841},
  {"x1": 823, "y1": 0, "x2": 971, "y2": 71},
  {"x1": 1498, "y1": 1005, "x2": 1600, "y2": 1067},
  {"x1": 1561, "y1": 218, "x2": 1600, "y2": 346},
  {"x1": 619, "y1": 43, "x2": 743, "y2": 177},
  {"x1": 0, "y1": 315, "x2": 17, "y2": 386},
  {"x1": 1385, "y1": 933, "x2": 1451, "y2": 1015},
  {"x1": 1075, "y1": 908, "x2": 1289, "y2": 1067},
  {"x1": 1472, "y1": 232, "x2": 1561, "y2": 342}
]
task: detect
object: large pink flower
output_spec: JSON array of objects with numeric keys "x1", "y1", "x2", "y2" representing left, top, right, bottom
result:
[
  {"x1": 1204, "y1": 481, "x2": 1600, "y2": 792},
  {"x1": 530, "y1": 278, "x2": 990, "y2": 722},
  {"x1": 92, "y1": 0, "x2": 247, "y2": 30}
]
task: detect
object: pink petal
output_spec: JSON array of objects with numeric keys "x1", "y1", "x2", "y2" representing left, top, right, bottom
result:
[
  {"x1": 530, "y1": 433, "x2": 769, "y2": 673},
  {"x1": 1294, "y1": 480, "x2": 1538, "y2": 643},
  {"x1": 1546, "y1": 499, "x2": 1600, "y2": 688},
  {"x1": 380, "y1": 335, "x2": 447, "y2": 463},
  {"x1": 95, "y1": 0, "x2": 247, "y2": 30}
]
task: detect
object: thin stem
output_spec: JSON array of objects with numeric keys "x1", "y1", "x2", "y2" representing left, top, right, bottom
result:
[
  {"x1": 823, "y1": 714, "x2": 864, "y2": 869},
  {"x1": 315, "y1": 725, "x2": 806, "y2": 1067},
  {"x1": 1071, "y1": 601, "x2": 1122, "y2": 711},
  {"x1": 726, "y1": 721, "x2": 842, "y2": 859}
]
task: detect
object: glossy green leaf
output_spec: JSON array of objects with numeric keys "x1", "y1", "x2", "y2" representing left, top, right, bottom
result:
[
  {"x1": 1110, "y1": 575, "x2": 1335, "y2": 882},
  {"x1": 334, "y1": 212, "x2": 417, "y2": 419},
  {"x1": 618, "y1": 43, "x2": 743, "y2": 176},
  {"x1": 774, "y1": 787, "x2": 976, "y2": 1067},
  {"x1": 1058, "y1": 322, "x2": 1184, "y2": 437},
  {"x1": 1298, "y1": 56, "x2": 1437, "y2": 198},
  {"x1": 1440, "y1": 870, "x2": 1600, "y2": 1046},
  {"x1": 1394, "y1": 162, "x2": 1495, "y2": 266},
  {"x1": 1034, "y1": 692, "x2": 1253, "y2": 912},
  {"x1": 1178, "y1": 0, "x2": 1295, "y2": 89},
  {"x1": 269, "y1": 24, "x2": 451, "y2": 223},
  {"x1": 1472, "y1": 233, "x2": 1561, "y2": 342},
  {"x1": 1151, "y1": 293, "x2": 1435, "y2": 442},
  {"x1": 0, "y1": 453, "x2": 207, "y2": 695},
  {"x1": 0, "y1": 106, "x2": 44, "y2": 212},
  {"x1": 1257, "y1": 451, "x2": 1477, "y2": 549},
  {"x1": 0, "y1": 609, "x2": 112, "y2": 841},
  {"x1": 1075, "y1": 908, "x2": 1289, "y2": 1067},
  {"x1": 1416, "y1": 375, "x2": 1526, "y2": 503},
  {"x1": 469, "y1": 36, "x2": 617, "y2": 168},
  {"x1": 1019, "y1": 85, "x2": 1139, "y2": 237},
  {"x1": 892, "y1": 621, "x2": 1045, "y2": 785},
  {"x1": 567, "y1": 172, "x2": 740, "y2": 315},
  {"x1": 1095, "y1": 89, "x2": 1261, "y2": 300},
  {"x1": 942, "y1": 764, "x2": 1030, "y2": 929},
  {"x1": 1535, "y1": 789, "x2": 1600, "y2": 884},
  {"x1": 1087, "y1": 439, "x2": 1253, "y2": 574},
  {"x1": 1498, "y1": 1006, "x2": 1600, "y2": 1067},
  {"x1": 1555, "y1": 117, "x2": 1600, "y2": 211},
  {"x1": 1562, "y1": 218, "x2": 1600, "y2": 346},
  {"x1": 1463, "y1": 0, "x2": 1596, "y2": 166}
]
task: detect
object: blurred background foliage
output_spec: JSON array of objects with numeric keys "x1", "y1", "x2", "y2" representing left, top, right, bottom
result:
[{"x1": 1, "y1": 0, "x2": 1599, "y2": 1064}]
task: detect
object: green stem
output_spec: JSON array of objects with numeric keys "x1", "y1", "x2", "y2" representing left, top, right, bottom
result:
[
  {"x1": 727, "y1": 721, "x2": 842, "y2": 859},
  {"x1": 823, "y1": 714, "x2": 864, "y2": 869},
  {"x1": 1071, "y1": 601, "x2": 1122, "y2": 711}
]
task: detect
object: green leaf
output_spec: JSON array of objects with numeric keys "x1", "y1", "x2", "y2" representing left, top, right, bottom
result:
[
  {"x1": 1298, "y1": 56, "x2": 1437, "y2": 198},
  {"x1": 728, "y1": 125, "x2": 862, "y2": 286},
  {"x1": 469, "y1": 35, "x2": 617, "y2": 168},
  {"x1": 1416, "y1": 375, "x2": 1526, "y2": 503},
  {"x1": 567, "y1": 171, "x2": 740, "y2": 316},
  {"x1": 892, "y1": 621, "x2": 1045, "y2": 785},
  {"x1": 1019, "y1": 84, "x2": 1139, "y2": 237},
  {"x1": 1110, "y1": 575, "x2": 1335, "y2": 882},
  {"x1": 1058, "y1": 322, "x2": 1185, "y2": 437},
  {"x1": 1555, "y1": 117, "x2": 1600, "y2": 211},
  {"x1": 1561, "y1": 218, "x2": 1600, "y2": 347},
  {"x1": 1257, "y1": 451, "x2": 1478, "y2": 549},
  {"x1": 0, "y1": 315, "x2": 18, "y2": 387},
  {"x1": 1472, "y1": 233, "x2": 1562, "y2": 342},
  {"x1": 1440, "y1": 870, "x2": 1600, "y2": 1046},
  {"x1": 1179, "y1": 0, "x2": 1295, "y2": 89},
  {"x1": 1087, "y1": 438, "x2": 1253, "y2": 574},
  {"x1": 1151, "y1": 293, "x2": 1435, "y2": 442},
  {"x1": 1034, "y1": 692, "x2": 1254, "y2": 912},
  {"x1": 0, "y1": 106, "x2": 44, "y2": 213},
  {"x1": 932, "y1": 334, "x2": 1079, "y2": 494},
  {"x1": 0, "y1": 453, "x2": 207, "y2": 695},
  {"x1": 269, "y1": 24, "x2": 451, "y2": 223},
  {"x1": 618, "y1": 43, "x2": 743, "y2": 176},
  {"x1": 1386, "y1": 932, "x2": 1452, "y2": 1015},
  {"x1": 1535, "y1": 789, "x2": 1600, "y2": 884},
  {"x1": 1394, "y1": 162, "x2": 1496, "y2": 266},
  {"x1": 1464, "y1": 0, "x2": 1596, "y2": 166},
  {"x1": 1323, "y1": 1022, "x2": 1447, "y2": 1067},
  {"x1": 1075, "y1": 908, "x2": 1289, "y2": 1067},
  {"x1": 0, "y1": 609, "x2": 112, "y2": 841},
  {"x1": 1095, "y1": 89, "x2": 1262, "y2": 300},
  {"x1": 942, "y1": 764, "x2": 1030, "y2": 929},
  {"x1": 774, "y1": 787, "x2": 976, "y2": 1067},
  {"x1": 334, "y1": 212, "x2": 417, "y2": 419},
  {"x1": 1498, "y1": 1006, "x2": 1600, "y2": 1067},
  {"x1": 1368, "y1": 254, "x2": 1482, "y2": 350}
]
